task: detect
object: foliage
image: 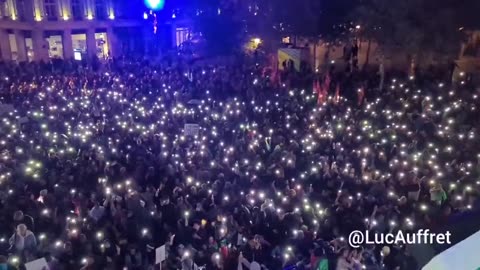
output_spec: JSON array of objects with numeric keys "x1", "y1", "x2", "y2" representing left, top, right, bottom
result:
[
  {"x1": 166, "y1": 0, "x2": 246, "y2": 55},
  {"x1": 162, "y1": 0, "x2": 479, "y2": 57},
  {"x1": 270, "y1": 0, "x2": 357, "y2": 43},
  {"x1": 352, "y1": 0, "x2": 475, "y2": 59},
  {"x1": 195, "y1": 10, "x2": 245, "y2": 55}
]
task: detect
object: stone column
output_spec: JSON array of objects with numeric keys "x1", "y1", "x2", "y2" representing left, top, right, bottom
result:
[
  {"x1": 86, "y1": 28, "x2": 96, "y2": 59},
  {"x1": 32, "y1": 30, "x2": 48, "y2": 61},
  {"x1": 63, "y1": 29, "x2": 73, "y2": 59},
  {"x1": 106, "y1": 27, "x2": 117, "y2": 58},
  {"x1": 0, "y1": 29, "x2": 12, "y2": 61},
  {"x1": 14, "y1": 30, "x2": 27, "y2": 62},
  {"x1": 171, "y1": 24, "x2": 177, "y2": 48}
]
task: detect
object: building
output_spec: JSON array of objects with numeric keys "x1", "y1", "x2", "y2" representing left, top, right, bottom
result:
[{"x1": 0, "y1": 0, "x2": 193, "y2": 61}]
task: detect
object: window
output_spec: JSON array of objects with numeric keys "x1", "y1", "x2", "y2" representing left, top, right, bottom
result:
[
  {"x1": 44, "y1": 0, "x2": 58, "y2": 21},
  {"x1": 95, "y1": 0, "x2": 107, "y2": 20},
  {"x1": 175, "y1": 28, "x2": 190, "y2": 47},
  {"x1": 0, "y1": 0, "x2": 8, "y2": 18},
  {"x1": 71, "y1": 0, "x2": 82, "y2": 20}
]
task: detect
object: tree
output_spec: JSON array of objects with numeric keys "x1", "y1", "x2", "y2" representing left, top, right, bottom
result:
[
  {"x1": 157, "y1": 0, "x2": 246, "y2": 55},
  {"x1": 269, "y1": 0, "x2": 357, "y2": 43},
  {"x1": 247, "y1": 0, "x2": 360, "y2": 68},
  {"x1": 353, "y1": 0, "x2": 476, "y2": 67},
  {"x1": 195, "y1": 11, "x2": 245, "y2": 55}
]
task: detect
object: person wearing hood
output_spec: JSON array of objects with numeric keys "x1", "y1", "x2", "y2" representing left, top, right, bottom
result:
[{"x1": 8, "y1": 224, "x2": 37, "y2": 255}]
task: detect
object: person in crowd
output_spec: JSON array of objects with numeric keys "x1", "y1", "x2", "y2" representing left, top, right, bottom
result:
[
  {"x1": 12, "y1": 211, "x2": 34, "y2": 232},
  {"x1": 124, "y1": 245, "x2": 143, "y2": 270},
  {"x1": 8, "y1": 224, "x2": 37, "y2": 257},
  {"x1": 0, "y1": 54, "x2": 477, "y2": 270}
]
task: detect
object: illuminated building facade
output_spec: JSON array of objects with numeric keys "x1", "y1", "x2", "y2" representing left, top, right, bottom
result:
[{"x1": 0, "y1": 0, "x2": 191, "y2": 61}]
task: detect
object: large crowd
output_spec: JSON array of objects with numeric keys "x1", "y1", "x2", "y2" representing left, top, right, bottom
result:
[{"x1": 0, "y1": 55, "x2": 478, "y2": 270}]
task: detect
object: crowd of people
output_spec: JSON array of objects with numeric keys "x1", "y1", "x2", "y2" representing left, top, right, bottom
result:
[{"x1": 0, "y1": 55, "x2": 478, "y2": 270}]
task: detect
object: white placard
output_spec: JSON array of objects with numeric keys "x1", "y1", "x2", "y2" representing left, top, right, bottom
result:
[
  {"x1": 155, "y1": 245, "x2": 166, "y2": 264},
  {"x1": 25, "y1": 257, "x2": 49, "y2": 270},
  {"x1": 74, "y1": 51, "x2": 82, "y2": 61},
  {"x1": 188, "y1": 99, "x2": 202, "y2": 105},
  {"x1": 184, "y1": 124, "x2": 200, "y2": 136},
  {"x1": 18, "y1": 117, "x2": 29, "y2": 124},
  {"x1": 250, "y1": 262, "x2": 261, "y2": 270}
]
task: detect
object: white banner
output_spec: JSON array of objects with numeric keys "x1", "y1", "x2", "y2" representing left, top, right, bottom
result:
[
  {"x1": 25, "y1": 257, "x2": 49, "y2": 270},
  {"x1": 422, "y1": 230, "x2": 480, "y2": 270},
  {"x1": 184, "y1": 124, "x2": 200, "y2": 137}
]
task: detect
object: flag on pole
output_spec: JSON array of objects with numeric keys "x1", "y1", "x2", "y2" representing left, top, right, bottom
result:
[
  {"x1": 357, "y1": 87, "x2": 365, "y2": 106},
  {"x1": 314, "y1": 75, "x2": 330, "y2": 105},
  {"x1": 322, "y1": 88, "x2": 328, "y2": 104},
  {"x1": 334, "y1": 84, "x2": 340, "y2": 104},
  {"x1": 324, "y1": 73, "x2": 331, "y2": 91},
  {"x1": 313, "y1": 79, "x2": 319, "y2": 94},
  {"x1": 320, "y1": 73, "x2": 331, "y2": 104},
  {"x1": 317, "y1": 82, "x2": 325, "y2": 105}
]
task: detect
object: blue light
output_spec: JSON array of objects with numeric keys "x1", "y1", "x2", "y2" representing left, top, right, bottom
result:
[{"x1": 144, "y1": 0, "x2": 165, "y2": 10}]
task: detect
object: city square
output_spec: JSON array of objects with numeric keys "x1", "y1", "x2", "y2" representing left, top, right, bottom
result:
[{"x1": 0, "y1": 0, "x2": 479, "y2": 269}]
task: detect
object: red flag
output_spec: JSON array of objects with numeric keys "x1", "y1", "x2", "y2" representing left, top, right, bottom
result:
[
  {"x1": 321, "y1": 82, "x2": 328, "y2": 102},
  {"x1": 357, "y1": 87, "x2": 365, "y2": 106},
  {"x1": 313, "y1": 79, "x2": 322, "y2": 95},
  {"x1": 317, "y1": 82, "x2": 324, "y2": 105},
  {"x1": 320, "y1": 74, "x2": 331, "y2": 102},
  {"x1": 270, "y1": 69, "x2": 278, "y2": 85},
  {"x1": 334, "y1": 84, "x2": 340, "y2": 104},
  {"x1": 220, "y1": 245, "x2": 229, "y2": 258},
  {"x1": 324, "y1": 73, "x2": 331, "y2": 91}
]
